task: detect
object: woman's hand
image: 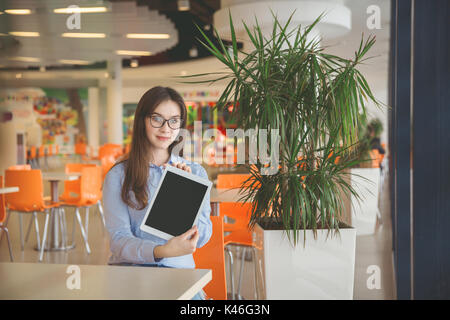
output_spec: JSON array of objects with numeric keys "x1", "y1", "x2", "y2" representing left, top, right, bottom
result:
[
  {"x1": 153, "y1": 226, "x2": 199, "y2": 259},
  {"x1": 163, "y1": 162, "x2": 192, "y2": 173}
]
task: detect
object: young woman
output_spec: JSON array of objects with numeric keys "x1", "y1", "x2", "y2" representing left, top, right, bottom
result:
[{"x1": 102, "y1": 86, "x2": 212, "y2": 299}]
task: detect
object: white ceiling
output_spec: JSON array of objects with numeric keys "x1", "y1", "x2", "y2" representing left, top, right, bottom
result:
[
  {"x1": 0, "y1": 0, "x2": 178, "y2": 66},
  {"x1": 0, "y1": 0, "x2": 391, "y2": 92}
]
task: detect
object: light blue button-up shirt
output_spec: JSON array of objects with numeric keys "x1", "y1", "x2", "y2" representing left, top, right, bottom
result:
[{"x1": 102, "y1": 153, "x2": 212, "y2": 269}]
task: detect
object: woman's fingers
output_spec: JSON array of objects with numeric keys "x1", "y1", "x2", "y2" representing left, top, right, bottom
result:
[
  {"x1": 180, "y1": 225, "x2": 198, "y2": 240},
  {"x1": 169, "y1": 162, "x2": 191, "y2": 173}
]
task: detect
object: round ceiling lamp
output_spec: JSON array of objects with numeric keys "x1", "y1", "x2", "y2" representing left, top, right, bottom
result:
[{"x1": 213, "y1": 0, "x2": 352, "y2": 51}]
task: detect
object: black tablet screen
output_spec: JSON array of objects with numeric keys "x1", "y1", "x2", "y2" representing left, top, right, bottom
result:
[{"x1": 144, "y1": 171, "x2": 208, "y2": 237}]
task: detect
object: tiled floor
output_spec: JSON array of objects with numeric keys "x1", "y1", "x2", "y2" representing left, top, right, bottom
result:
[{"x1": 0, "y1": 156, "x2": 395, "y2": 299}]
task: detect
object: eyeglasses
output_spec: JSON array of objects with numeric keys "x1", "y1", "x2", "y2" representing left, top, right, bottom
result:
[{"x1": 148, "y1": 114, "x2": 183, "y2": 129}]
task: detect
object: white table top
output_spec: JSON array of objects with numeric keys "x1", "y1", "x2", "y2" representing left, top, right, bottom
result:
[
  {"x1": 0, "y1": 187, "x2": 19, "y2": 195},
  {"x1": 42, "y1": 172, "x2": 80, "y2": 181},
  {"x1": 0, "y1": 262, "x2": 211, "y2": 300},
  {"x1": 210, "y1": 187, "x2": 251, "y2": 203}
]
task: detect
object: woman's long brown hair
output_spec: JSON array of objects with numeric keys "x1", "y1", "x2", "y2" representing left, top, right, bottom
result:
[{"x1": 118, "y1": 86, "x2": 187, "y2": 210}]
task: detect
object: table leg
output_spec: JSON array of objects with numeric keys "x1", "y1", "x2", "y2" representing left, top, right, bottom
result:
[
  {"x1": 50, "y1": 181, "x2": 59, "y2": 248},
  {"x1": 211, "y1": 202, "x2": 220, "y2": 217},
  {"x1": 35, "y1": 180, "x2": 75, "y2": 252}
]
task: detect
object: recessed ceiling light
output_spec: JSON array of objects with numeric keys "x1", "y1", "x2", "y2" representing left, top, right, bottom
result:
[
  {"x1": 9, "y1": 56, "x2": 40, "y2": 63},
  {"x1": 16, "y1": 73, "x2": 23, "y2": 79},
  {"x1": 62, "y1": 33, "x2": 106, "y2": 38},
  {"x1": 177, "y1": 0, "x2": 190, "y2": 11},
  {"x1": 4, "y1": 9, "x2": 32, "y2": 15},
  {"x1": 54, "y1": 7, "x2": 107, "y2": 14},
  {"x1": 189, "y1": 46, "x2": 198, "y2": 58},
  {"x1": 130, "y1": 59, "x2": 139, "y2": 68},
  {"x1": 180, "y1": 70, "x2": 187, "y2": 76},
  {"x1": 126, "y1": 33, "x2": 170, "y2": 39},
  {"x1": 116, "y1": 50, "x2": 152, "y2": 56},
  {"x1": 9, "y1": 31, "x2": 40, "y2": 37},
  {"x1": 40, "y1": 66, "x2": 46, "y2": 72},
  {"x1": 59, "y1": 59, "x2": 91, "y2": 65}
]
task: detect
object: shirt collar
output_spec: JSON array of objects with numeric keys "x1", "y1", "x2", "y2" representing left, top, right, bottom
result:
[{"x1": 149, "y1": 152, "x2": 180, "y2": 169}]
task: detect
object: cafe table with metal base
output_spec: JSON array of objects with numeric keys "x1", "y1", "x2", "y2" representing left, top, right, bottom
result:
[{"x1": 39, "y1": 172, "x2": 82, "y2": 252}]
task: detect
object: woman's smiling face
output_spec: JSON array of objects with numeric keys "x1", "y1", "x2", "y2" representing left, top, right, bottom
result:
[{"x1": 145, "y1": 99, "x2": 182, "y2": 151}]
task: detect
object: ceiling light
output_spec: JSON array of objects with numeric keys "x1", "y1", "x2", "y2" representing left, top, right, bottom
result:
[
  {"x1": 4, "y1": 9, "x2": 32, "y2": 15},
  {"x1": 62, "y1": 33, "x2": 106, "y2": 38},
  {"x1": 189, "y1": 46, "x2": 198, "y2": 58},
  {"x1": 104, "y1": 72, "x2": 109, "y2": 78},
  {"x1": 59, "y1": 59, "x2": 91, "y2": 65},
  {"x1": 9, "y1": 56, "x2": 40, "y2": 63},
  {"x1": 40, "y1": 66, "x2": 46, "y2": 72},
  {"x1": 16, "y1": 73, "x2": 23, "y2": 79},
  {"x1": 180, "y1": 71, "x2": 187, "y2": 76},
  {"x1": 9, "y1": 31, "x2": 40, "y2": 37},
  {"x1": 54, "y1": 7, "x2": 107, "y2": 14},
  {"x1": 126, "y1": 33, "x2": 170, "y2": 39},
  {"x1": 177, "y1": 0, "x2": 190, "y2": 11},
  {"x1": 116, "y1": 50, "x2": 152, "y2": 56},
  {"x1": 130, "y1": 59, "x2": 139, "y2": 68}
]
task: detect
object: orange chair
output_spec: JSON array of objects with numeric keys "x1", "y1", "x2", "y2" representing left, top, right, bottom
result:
[
  {"x1": 369, "y1": 149, "x2": 381, "y2": 168},
  {"x1": 60, "y1": 163, "x2": 105, "y2": 240},
  {"x1": 60, "y1": 166, "x2": 103, "y2": 251},
  {"x1": 27, "y1": 146, "x2": 38, "y2": 168},
  {"x1": 217, "y1": 174, "x2": 253, "y2": 189},
  {"x1": 216, "y1": 174, "x2": 261, "y2": 299},
  {"x1": 99, "y1": 143, "x2": 123, "y2": 160},
  {"x1": 193, "y1": 216, "x2": 227, "y2": 300},
  {"x1": 4, "y1": 169, "x2": 60, "y2": 261},
  {"x1": 219, "y1": 202, "x2": 259, "y2": 299},
  {"x1": 0, "y1": 176, "x2": 14, "y2": 261},
  {"x1": 75, "y1": 143, "x2": 87, "y2": 156},
  {"x1": 100, "y1": 154, "x2": 116, "y2": 181}
]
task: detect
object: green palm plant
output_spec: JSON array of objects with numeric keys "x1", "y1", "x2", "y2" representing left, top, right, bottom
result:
[{"x1": 184, "y1": 12, "x2": 381, "y2": 245}]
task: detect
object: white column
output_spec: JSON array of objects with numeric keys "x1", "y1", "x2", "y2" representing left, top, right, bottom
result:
[
  {"x1": 88, "y1": 87, "x2": 100, "y2": 152},
  {"x1": 106, "y1": 59, "x2": 123, "y2": 144}
]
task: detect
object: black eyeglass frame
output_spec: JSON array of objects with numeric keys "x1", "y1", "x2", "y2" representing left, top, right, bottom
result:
[{"x1": 147, "y1": 114, "x2": 183, "y2": 130}]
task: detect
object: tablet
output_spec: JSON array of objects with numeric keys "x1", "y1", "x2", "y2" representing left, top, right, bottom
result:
[{"x1": 139, "y1": 164, "x2": 212, "y2": 240}]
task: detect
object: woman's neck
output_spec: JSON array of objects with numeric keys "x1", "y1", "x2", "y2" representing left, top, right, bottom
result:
[{"x1": 148, "y1": 148, "x2": 170, "y2": 167}]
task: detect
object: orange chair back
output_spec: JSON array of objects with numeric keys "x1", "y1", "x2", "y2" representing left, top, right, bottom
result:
[
  {"x1": 79, "y1": 166, "x2": 102, "y2": 205},
  {"x1": 369, "y1": 149, "x2": 381, "y2": 168},
  {"x1": 0, "y1": 176, "x2": 6, "y2": 223},
  {"x1": 61, "y1": 163, "x2": 97, "y2": 202},
  {"x1": 8, "y1": 164, "x2": 31, "y2": 170},
  {"x1": 5, "y1": 169, "x2": 45, "y2": 212},
  {"x1": 29, "y1": 146, "x2": 37, "y2": 159},
  {"x1": 99, "y1": 144, "x2": 123, "y2": 159},
  {"x1": 38, "y1": 145, "x2": 45, "y2": 158},
  {"x1": 193, "y1": 216, "x2": 227, "y2": 300},
  {"x1": 217, "y1": 174, "x2": 253, "y2": 189},
  {"x1": 75, "y1": 143, "x2": 87, "y2": 156},
  {"x1": 101, "y1": 155, "x2": 116, "y2": 181},
  {"x1": 219, "y1": 202, "x2": 252, "y2": 229}
]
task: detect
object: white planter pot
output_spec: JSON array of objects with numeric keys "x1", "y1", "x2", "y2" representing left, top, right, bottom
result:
[
  {"x1": 349, "y1": 168, "x2": 381, "y2": 236},
  {"x1": 253, "y1": 223, "x2": 356, "y2": 300}
]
